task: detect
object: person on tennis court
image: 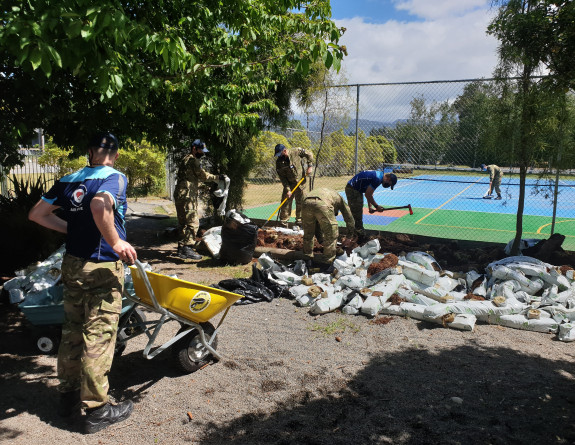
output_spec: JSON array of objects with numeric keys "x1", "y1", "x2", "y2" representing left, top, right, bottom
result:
[
  {"x1": 481, "y1": 164, "x2": 502, "y2": 200},
  {"x1": 344, "y1": 170, "x2": 397, "y2": 235},
  {"x1": 274, "y1": 143, "x2": 314, "y2": 227}
]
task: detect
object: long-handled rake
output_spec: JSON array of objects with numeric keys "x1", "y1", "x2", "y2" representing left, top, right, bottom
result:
[{"x1": 261, "y1": 176, "x2": 306, "y2": 229}]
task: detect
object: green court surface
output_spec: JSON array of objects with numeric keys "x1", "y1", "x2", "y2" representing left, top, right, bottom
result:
[{"x1": 244, "y1": 203, "x2": 575, "y2": 251}]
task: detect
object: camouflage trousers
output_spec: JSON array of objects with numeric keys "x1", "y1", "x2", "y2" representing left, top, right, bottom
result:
[
  {"x1": 302, "y1": 196, "x2": 339, "y2": 264},
  {"x1": 59, "y1": 254, "x2": 124, "y2": 409},
  {"x1": 174, "y1": 190, "x2": 199, "y2": 247},
  {"x1": 491, "y1": 178, "x2": 502, "y2": 197},
  {"x1": 279, "y1": 180, "x2": 304, "y2": 225},
  {"x1": 344, "y1": 185, "x2": 365, "y2": 233}
]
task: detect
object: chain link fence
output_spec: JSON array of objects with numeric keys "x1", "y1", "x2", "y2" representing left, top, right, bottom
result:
[
  {"x1": 244, "y1": 78, "x2": 575, "y2": 249},
  {"x1": 3, "y1": 78, "x2": 574, "y2": 249}
]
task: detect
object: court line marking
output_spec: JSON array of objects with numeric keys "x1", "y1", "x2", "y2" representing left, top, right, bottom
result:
[
  {"x1": 536, "y1": 219, "x2": 575, "y2": 234},
  {"x1": 414, "y1": 179, "x2": 483, "y2": 225}
]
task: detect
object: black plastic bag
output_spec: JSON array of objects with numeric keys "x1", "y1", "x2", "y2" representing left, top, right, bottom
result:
[
  {"x1": 219, "y1": 215, "x2": 258, "y2": 265},
  {"x1": 218, "y1": 278, "x2": 275, "y2": 304}
]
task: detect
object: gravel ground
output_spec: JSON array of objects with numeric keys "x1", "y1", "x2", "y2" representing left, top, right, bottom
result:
[{"x1": 2, "y1": 198, "x2": 575, "y2": 444}]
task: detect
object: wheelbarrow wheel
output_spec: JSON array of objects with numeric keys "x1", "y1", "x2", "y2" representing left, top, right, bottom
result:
[
  {"x1": 115, "y1": 308, "x2": 147, "y2": 357},
  {"x1": 172, "y1": 322, "x2": 218, "y2": 374},
  {"x1": 34, "y1": 329, "x2": 61, "y2": 355}
]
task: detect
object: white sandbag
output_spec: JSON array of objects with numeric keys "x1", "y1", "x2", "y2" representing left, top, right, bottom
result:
[
  {"x1": 402, "y1": 292, "x2": 438, "y2": 306},
  {"x1": 333, "y1": 255, "x2": 355, "y2": 276},
  {"x1": 490, "y1": 265, "x2": 543, "y2": 294},
  {"x1": 546, "y1": 268, "x2": 571, "y2": 291},
  {"x1": 295, "y1": 294, "x2": 316, "y2": 307},
  {"x1": 435, "y1": 276, "x2": 461, "y2": 292},
  {"x1": 273, "y1": 226, "x2": 303, "y2": 235},
  {"x1": 370, "y1": 274, "x2": 406, "y2": 304},
  {"x1": 272, "y1": 271, "x2": 302, "y2": 286},
  {"x1": 406, "y1": 251, "x2": 441, "y2": 271},
  {"x1": 381, "y1": 302, "x2": 428, "y2": 319},
  {"x1": 9, "y1": 288, "x2": 25, "y2": 304},
  {"x1": 3, "y1": 276, "x2": 27, "y2": 292},
  {"x1": 488, "y1": 256, "x2": 546, "y2": 269},
  {"x1": 423, "y1": 299, "x2": 524, "y2": 320},
  {"x1": 557, "y1": 323, "x2": 575, "y2": 342},
  {"x1": 289, "y1": 284, "x2": 311, "y2": 298},
  {"x1": 504, "y1": 238, "x2": 540, "y2": 255},
  {"x1": 540, "y1": 285, "x2": 559, "y2": 305},
  {"x1": 398, "y1": 260, "x2": 439, "y2": 286},
  {"x1": 201, "y1": 226, "x2": 222, "y2": 257},
  {"x1": 312, "y1": 273, "x2": 333, "y2": 285},
  {"x1": 258, "y1": 253, "x2": 283, "y2": 272},
  {"x1": 555, "y1": 285, "x2": 575, "y2": 305},
  {"x1": 493, "y1": 314, "x2": 559, "y2": 333},
  {"x1": 342, "y1": 294, "x2": 364, "y2": 315},
  {"x1": 470, "y1": 277, "x2": 487, "y2": 297},
  {"x1": 366, "y1": 265, "x2": 402, "y2": 287},
  {"x1": 335, "y1": 275, "x2": 366, "y2": 290},
  {"x1": 352, "y1": 239, "x2": 380, "y2": 258},
  {"x1": 450, "y1": 291, "x2": 469, "y2": 301},
  {"x1": 448, "y1": 314, "x2": 477, "y2": 331},
  {"x1": 466, "y1": 270, "x2": 482, "y2": 289},
  {"x1": 512, "y1": 263, "x2": 570, "y2": 291},
  {"x1": 309, "y1": 289, "x2": 346, "y2": 315},
  {"x1": 413, "y1": 285, "x2": 452, "y2": 302},
  {"x1": 360, "y1": 295, "x2": 382, "y2": 317}
]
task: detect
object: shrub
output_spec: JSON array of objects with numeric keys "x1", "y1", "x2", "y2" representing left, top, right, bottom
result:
[
  {"x1": 0, "y1": 176, "x2": 65, "y2": 276},
  {"x1": 114, "y1": 140, "x2": 167, "y2": 197},
  {"x1": 37, "y1": 137, "x2": 87, "y2": 178}
]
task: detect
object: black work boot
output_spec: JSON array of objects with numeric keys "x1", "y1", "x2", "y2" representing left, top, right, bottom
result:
[
  {"x1": 182, "y1": 245, "x2": 202, "y2": 260},
  {"x1": 85, "y1": 400, "x2": 134, "y2": 434},
  {"x1": 58, "y1": 390, "x2": 81, "y2": 417},
  {"x1": 176, "y1": 245, "x2": 202, "y2": 260}
]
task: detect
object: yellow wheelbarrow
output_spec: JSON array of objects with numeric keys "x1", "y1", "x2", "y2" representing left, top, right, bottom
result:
[{"x1": 118, "y1": 260, "x2": 243, "y2": 373}]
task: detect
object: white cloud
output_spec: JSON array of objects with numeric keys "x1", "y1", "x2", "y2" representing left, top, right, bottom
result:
[
  {"x1": 336, "y1": 7, "x2": 499, "y2": 85},
  {"x1": 393, "y1": 0, "x2": 491, "y2": 20}
]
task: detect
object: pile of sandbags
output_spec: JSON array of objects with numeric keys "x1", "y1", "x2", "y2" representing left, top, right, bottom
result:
[{"x1": 256, "y1": 242, "x2": 575, "y2": 341}]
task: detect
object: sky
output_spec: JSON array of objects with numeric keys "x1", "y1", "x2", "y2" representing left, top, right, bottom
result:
[{"x1": 328, "y1": 0, "x2": 501, "y2": 85}]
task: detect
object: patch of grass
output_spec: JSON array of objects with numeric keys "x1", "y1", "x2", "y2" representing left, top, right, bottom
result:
[
  {"x1": 153, "y1": 205, "x2": 168, "y2": 215},
  {"x1": 310, "y1": 316, "x2": 360, "y2": 336}
]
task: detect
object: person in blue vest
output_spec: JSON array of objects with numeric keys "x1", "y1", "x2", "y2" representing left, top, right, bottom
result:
[
  {"x1": 344, "y1": 170, "x2": 397, "y2": 235},
  {"x1": 29, "y1": 132, "x2": 135, "y2": 434}
]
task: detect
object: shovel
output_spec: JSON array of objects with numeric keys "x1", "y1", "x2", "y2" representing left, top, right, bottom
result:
[{"x1": 369, "y1": 204, "x2": 413, "y2": 215}]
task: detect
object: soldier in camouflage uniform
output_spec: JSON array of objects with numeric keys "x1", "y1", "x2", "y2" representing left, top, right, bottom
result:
[
  {"x1": 174, "y1": 139, "x2": 223, "y2": 260},
  {"x1": 274, "y1": 143, "x2": 314, "y2": 226},
  {"x1": 481, "y1": 164, "x2": 503, "y2": 200},
  {"x1": 302, "y1": 187, "x2": 355, "y2": 266},
  {"x1": 29, "y1": 132, "x2": 136, "y2": 434}
]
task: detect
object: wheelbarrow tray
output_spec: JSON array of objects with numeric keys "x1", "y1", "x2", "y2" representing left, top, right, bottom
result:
[
  {"x1": 129, "y1": 266, "x2": 242, "y2": 323},
  {"x1": 19, "y1": 285, "x2": 134, "y2": 326}
]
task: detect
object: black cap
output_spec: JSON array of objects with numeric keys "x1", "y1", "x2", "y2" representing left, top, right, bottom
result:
[
  {"x1": 388, "y1": 173, "x2": 397, "y2": 190},
  {"x1": 274, "y1": 144, "x2": 285, "y2": 157},
  {"x1": 192, "y1": 139, "x2": 208, "y2": 153},
  {"x1": 88, "y1": 132, "x2": 119, "y2": 150}
]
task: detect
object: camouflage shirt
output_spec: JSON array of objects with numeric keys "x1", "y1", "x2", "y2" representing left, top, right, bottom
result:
[
  {"x1": 275, "y1": 147, "x2": 314, "y2": 186},
  {"x1": 486, "y1": 164, "x2": 502, "y2": 181},
  {"x1": 175, "y1": 154, "x2": 218, "y2": 198},
  {"x1": 305, "y1": 187, "x2": 355, "y2": 229}
]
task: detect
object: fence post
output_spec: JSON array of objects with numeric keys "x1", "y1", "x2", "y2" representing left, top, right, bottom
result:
[{"x1": 354, "y1": 85, "x2": 360, "y2": 175}]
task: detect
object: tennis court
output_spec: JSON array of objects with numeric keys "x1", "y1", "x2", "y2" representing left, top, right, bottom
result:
[{"x1": 244, "y1": 174, "x2": 575, "y2": 250}]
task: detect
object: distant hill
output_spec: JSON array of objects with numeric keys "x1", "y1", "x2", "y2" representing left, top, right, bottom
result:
[{"x1": 291, "y1": 114, "x2": 406, "y2": 136}]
